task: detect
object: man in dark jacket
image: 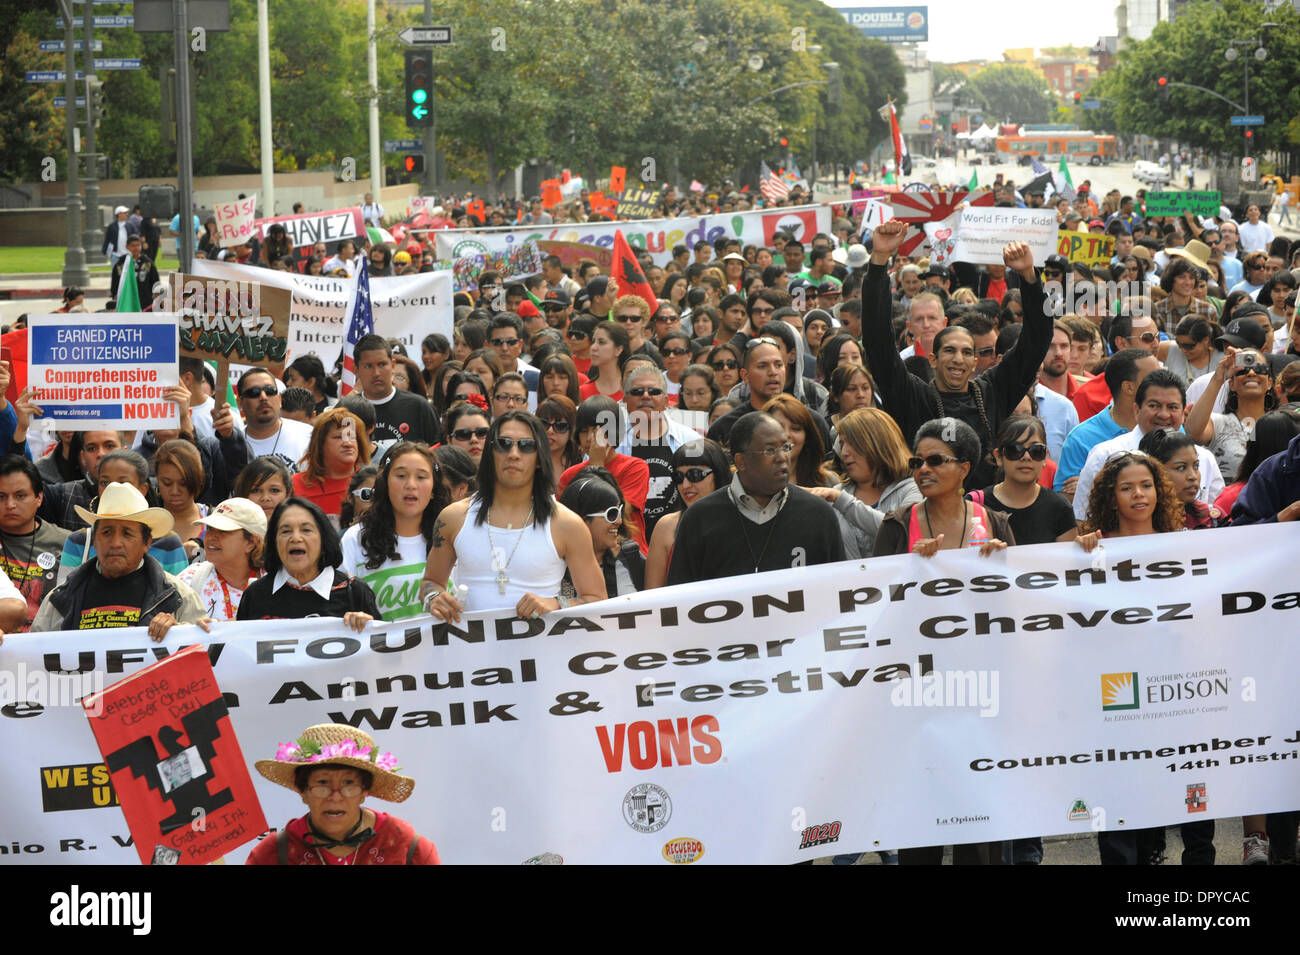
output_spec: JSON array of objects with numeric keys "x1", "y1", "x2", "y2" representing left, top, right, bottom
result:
[
  {"x1": 1230, "y1": 432, "x2": 1300, "y2": 525},
  {"x1": 108, "y1": 234, "x2": 160, "y2": 309},
  {"x1": 667, "y1": 412, "x2": 844, "y2": 584},
  {"x1": 31, "y1": 483, "x2": 205, "y2": 632}
]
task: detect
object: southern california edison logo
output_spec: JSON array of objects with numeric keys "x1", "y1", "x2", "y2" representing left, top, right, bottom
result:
[
  {"x1": 622, "y1": 783, "x2": 671, "y2": 833},
  {"x1": 1101, "y1": 672, "x2": 1139, "y2": 711}
]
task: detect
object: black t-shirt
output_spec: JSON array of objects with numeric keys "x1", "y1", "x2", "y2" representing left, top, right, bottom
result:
[
  {"x1": 237, "y1": 569, "x2": 383, "y2": 621},
  {"x1": 628, "y1": 437, "x2": 677, "y2": 539},
  {"x1": 78, "y1": 564, "x2": 149, "y2": 629},
  {"x1": 0, "y1": 521, "x2": 71, "y2": 628},
  {"x1": 370, "y1": 389, "x2": 442, "y2": 456},
  {"x1": 981, "y1": 485, "x2": 1077, "y2": 546}
]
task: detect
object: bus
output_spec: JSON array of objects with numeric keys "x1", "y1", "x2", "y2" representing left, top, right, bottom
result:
[{"x1": 995, "y1": 133, "x2": 1117, "y2": 166}]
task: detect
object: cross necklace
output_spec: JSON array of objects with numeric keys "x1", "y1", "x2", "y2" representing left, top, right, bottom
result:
[{"x1": 487, "y1": 506, "x2": 533, "y2": 595}]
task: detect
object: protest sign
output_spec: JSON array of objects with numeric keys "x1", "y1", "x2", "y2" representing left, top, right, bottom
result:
[
  {"x1": 587, "y1": 191, "x2": 618, "y2": 218},
  {"x1": 609, "y1": 166, "x2": 626, "y2": 193},
  {"x1": 27, "y1": 313, "x2": 179, "y2": 430},
  {"x1": 950, "y1": 207, "x2": 1058, "y2": 265},
  {"x1": 1058, "y1": 230, "x2": 1115, "y2": 268},
  {"x1": 214, "y1": 195, "x2": 258, "y2": 249},
  {"x1": 3, "y1": 525, "x2": 1298, "y2": 865},
  {"x1": 168, "y1": 274, "x2": 291, "y2": 399},
  {"x1": 540, "y1": 179, "x2": 563, "y2": 209},
  {"x1": 255, "y1": 207, "x2": 366, "y2": 270},
  {"x1": 82, "y1": 645, "x2": 266, "y2": 866},
  {"x1": 436, "y1": 240, "x2": 542, "y2": 293},
  {"x1": 615, "y1": 188, "x2": 659, "y2": 220},
  {"x1": 1143, "y1": 191, "x2": 1221, "y2": 218},
  {"x1": 191, "y1": 260, "x2": 452, "y2": 363},
  {"x1": 536, "y1": 240, "x2": 613, "y2": 274},
  {"x1": 923, "y1": 213, "x2": 961, "y2": 266}
]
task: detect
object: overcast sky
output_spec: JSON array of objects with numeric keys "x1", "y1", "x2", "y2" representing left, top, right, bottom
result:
[{"x1": 825, "y1": 0, "x2": 1120, "y2": 63}]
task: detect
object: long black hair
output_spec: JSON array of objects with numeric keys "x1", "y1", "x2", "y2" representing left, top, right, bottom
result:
[
  {"x1": 473, "y1": 411, "x2": 556, "y2": 527},
  {"x1": 358, "y1": 442, "x2": 448, "y2": 570}
]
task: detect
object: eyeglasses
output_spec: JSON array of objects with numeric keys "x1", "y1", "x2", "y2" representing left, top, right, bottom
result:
[
  {"x1": 661, "y1": 347, "x2": 690, "y2": 357},
  {"x1": 750, "y1": 306, "x2": 775, "y2": 317},
  {"x1": 307, "y1": 782, "x2": 365, "y2": 799},
  {"x1": 565, "y1": 329, "x2": 589, "y2": 340},
  {"x1": 541, "y1": 418, "x2": 571, "y2": 433},
  {"x1": 615, "y1": 314, "x2": 643, "y2": 323},
  {"x1": 711, "y1": 359, "x2": 739, "y2": 370},
  {"x1": 240, "y1": 384, "x2": 278, "y2": 399},
  {"x1": 453, "y1": 392, "x2": 482, "y2": 403},
  {"x1": 493, "y1": 435, "x2": 539, "y2": 454},
  {"x1": 976, "y1": 346, "x2": 995, "y2": 358},
  {"x1": 1000, "y1": 442, "x2": 1048, "y2": 462},
  {"x1": 627, "y1": 387, "x2": 665, "y2": 397},
  {"x1": 746, "y1": 441, "x2": 795, "y2": 459},
  {"x1": 452, "y1": 426, "x2": 490, "y2": 441},
  {"x1": 671, "y1": 467, "x2": 712, "y2": 485},
  {"x1": 350, "y1": 486, "x2": 375, "y2": 502},
  {"x1": 493, "y1": 393, "x2": 528, "y2": 406},
  {"x1": 908, "y1": 453, "x2": 961, "y2": 470},
  {"x1": 490, "y1": 337, "x2": 521, "y2": 348},
  {"x1": 586, "y1": 504, "x2": 624, "y2": 524}
]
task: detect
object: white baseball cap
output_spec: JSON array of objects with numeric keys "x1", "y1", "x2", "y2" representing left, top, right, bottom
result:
[
  {"x1": 114, "y1": 205, "x2": 129, "y2": 215},
  {"x1": 199, "y1": 497, "x2": 268, "y2": 538}
]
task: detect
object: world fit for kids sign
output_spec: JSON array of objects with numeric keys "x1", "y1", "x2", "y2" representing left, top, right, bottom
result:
[{"x1": 27, "y1": 314, "x2": 179, "y2": 430}]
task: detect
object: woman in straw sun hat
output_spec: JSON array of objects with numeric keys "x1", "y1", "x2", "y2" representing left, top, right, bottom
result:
[{"x1": 247, "y1": 723, "x2": 440, "y2": 865}]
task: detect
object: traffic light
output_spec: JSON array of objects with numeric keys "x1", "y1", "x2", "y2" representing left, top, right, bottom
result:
[
  {"x1": 403, "y1": 154, "x2": 424, "y2": 174},
  {"x1": 779, "y1": 136, "x2": 788, "y2": 148},
  {"x1": 87, "y1": 76, "x2": 106, "y2": 128},
  {"x1": 1245, "y1": 130, "x2": 1253, "y2": 141},
  {"x1": 1157, "y1": 76, "x2": 1169, "y2": 100},
  {"x1": 825, "y1": 62, "x2": 842, "y2": 107},
  {"x1": 404, "y1": 49, "x2": 433, "y2": 129},
  {"x1": 951, "y1": 123, "x2": 959, "y2": 132},
  {"x1": 1073, "y1": 91, "x2": 1081, "y2": 104}
]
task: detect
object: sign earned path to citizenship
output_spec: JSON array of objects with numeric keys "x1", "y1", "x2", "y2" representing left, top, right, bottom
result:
[
  {"x1": 27, "y1": 313, "x2": 180, "y2": 430},
  {"x1": 836, "y1": 6, "x2": 928, "y2": 43}
]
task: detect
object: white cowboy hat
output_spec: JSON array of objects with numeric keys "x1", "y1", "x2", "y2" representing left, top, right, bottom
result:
[{"x1": 74, "y1": 482, "x2": 174, "y2": 539}]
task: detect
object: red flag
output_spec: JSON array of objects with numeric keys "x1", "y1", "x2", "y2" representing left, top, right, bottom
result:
[{"x1": 611, "y1": 229, "x2": 657, "y2": 316}]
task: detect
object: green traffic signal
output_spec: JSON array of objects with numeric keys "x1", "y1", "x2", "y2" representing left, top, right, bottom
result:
[{"x1": 413, "y1": 90, "x2": 427, "y2": 104}]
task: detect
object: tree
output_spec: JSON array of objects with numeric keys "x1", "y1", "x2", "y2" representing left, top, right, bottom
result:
[
  {"x1": 969, "y1": 63, "x2": 1055, "y2": 124},
  {"x1": 0, "y1": 30, "x2": 63, "y2": 182}
]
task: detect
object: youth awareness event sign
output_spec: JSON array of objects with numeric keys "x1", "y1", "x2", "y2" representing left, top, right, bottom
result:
[{"x1": 2, "y1": 524, "x2": 1297, "y2": 864}]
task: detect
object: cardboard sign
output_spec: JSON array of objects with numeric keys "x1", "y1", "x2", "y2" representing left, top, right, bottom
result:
[
  {"x1": 83, "y1": 644, "x2": 267, "y2": 866},
  {"x1": 587, "y1": 191, "x2": 618, "y2": 218},
  {"x1": 540, "y1": 179, "x2": 563, "y2": 209},
  {"x1": 214, "y1": 195, "x2": 257, "y2": 248},
  {"x1": 28, "y1": 313, "x2": 179, "y2": 430},
  {"x1": 466, "y1": 199, "x2": 486, "y2": 224},
  {"x1": 950, "y1": 207, "x2": 1058, "y2": 265},
  {"x1": 170, "y1": 273, "x2": 291, "y2": 372},
  {"x1": 254, "y1": 206, "x2": 366, "y2": 271},
  {"x1": 1143, "y1": 191, "x2": 1222, "y2": 217},
  {"x1": 615, "y1": 187, "x2": 659, "y2": 220},
  {"x1": 1058, "y1": 230, "x2": 1115, "y2": 268},
  {"x1": 609, "y1": 166, "x2": 626, "y2": 193}
]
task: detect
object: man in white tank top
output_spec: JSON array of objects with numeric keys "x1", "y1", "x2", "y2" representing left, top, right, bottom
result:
[{"x1": 419, "y1": 412, "x2": 606, "y2": 620}]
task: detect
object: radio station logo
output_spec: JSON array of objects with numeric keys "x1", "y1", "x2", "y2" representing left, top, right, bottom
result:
[
  {"x1": 1067, "y1": 799, "x2": 1090, "y2": 822},
  {"x1": 1100, "y1": 672, "x2": 1139, "y2": 711},
  {"x1": 662, "y1": 837, "x2": 705, "y2": 864},
  {"x1": 798, "y1": 820, "x2": 842, "y2": 850},
  {"x1": 622, "y1": 783, "x2": 672, "y2": 833},
  {"x1": 1186, "y1": 783, "x2": 1207, "y2": 814}
]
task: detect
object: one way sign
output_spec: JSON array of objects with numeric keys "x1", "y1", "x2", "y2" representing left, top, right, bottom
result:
[{"x1": 398, "y1": 25, "x2": 452, "y2": 45}]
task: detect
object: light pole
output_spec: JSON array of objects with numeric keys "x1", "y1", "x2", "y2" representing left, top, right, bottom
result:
[{"x1": 1224, "y1": 25, "x2": 1278, "y2": 158}]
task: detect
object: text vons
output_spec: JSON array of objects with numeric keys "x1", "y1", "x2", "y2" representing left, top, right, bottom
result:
[{"x1": 597, "y1": 716, "x2": 722, "y2": 773}]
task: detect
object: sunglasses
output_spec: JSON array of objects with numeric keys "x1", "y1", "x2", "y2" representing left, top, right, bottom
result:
[
  {"x1": 671, "y1": 467, "x2": 713, "y2": 485},
  {"x1": 908, "y1": 453, "x2": 961, "y2": 470},
  {"x1": 976, "y1": 346, "x2": 995, "y2": 358},
  {"x1": 586, "y1": 504, "x2": 624, "y2": 524},
  {"x1": 240, "y1": 385, "x2": 277, "y2": 399},
  {"x1": 750, "y1": 307, "x2": 775, "y2": 317},
  {"x1": 745, "y1": 336, "x2": 782, "y2": 350},
  {"x1": 490, "y1": 338, "x2": 521, "y2": 347},
  {"x1": 627, "y1": 387, "x2": 665, "y2": 397},
  {"x1": 615, "y1": 314, "x2": 643, "y2": 323},
  {"x1": 452, "y1": 426, "x2": 490, "y2": 441},
  {"x1": 1137, "y1": 332, "x2": 1158, "y2": 344},
  {"x1": 541, "y1": 419, "x2": 571, "y2": 434},
  {"x1": 1000, "y1": 442, "x2": 1048, "y2": 462},
  {"x1": 661, "y1": 347, "x2": 690, "y2": 357},
  {"x1": 711, "y1": 359, "x2": 739, "y2": 370},
  {"x1": 1042, "y1": 269, "x2": 1063, "y2": 278},
  {"x1": 1233, "y1": 366, "x2": 1267, "y2": 378},
  {"x1": 493, "y1": 435, "x2": 539, "y2": 453},
  {"x1": 565, "y1": 329, "x2": 589, "y2": 340},
  {"x1": 351, "y1": 486, "x2": 375, "y2": 502},
  {"x1": 1176, "y1": 339, "x2": 1200, "y2": 351}
]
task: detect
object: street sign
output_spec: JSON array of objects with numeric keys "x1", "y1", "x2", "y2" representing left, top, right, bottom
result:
[
  {"x1": 94, "y1": 58, "x2": 142, "y2": 70},
  {"x1": 27, "y1": 71, "x2": 85, "y2": 82},
  {"x1": 383, "y1": 139, "x2": 424, "y2": 153},
  {"x1": 1082, "y1": 99, "x2": 1101, "y2": 110},
  {"x1": 55, "y1": 15, "x2": 133, "y2": 27},
  {"x1": 398, "y1": 25, "x2": 453, "y2": 45},
  {"x1": 1230, "y1": 115, "x2": 1264, "y2": 126},
  {"x1": 53, "y1": 97, "x2": 89, "y2": 108},
  {"x1": 919, "y1": 118, "x2": 932, "y2": 131},
  {"x1": 39, "y1": 39, "x2": 104, "y2": 51}
]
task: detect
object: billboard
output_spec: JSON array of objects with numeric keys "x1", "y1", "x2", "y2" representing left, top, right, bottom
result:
[{"x1": 837, "y1": 6, "x2": 928, "y2": 43}]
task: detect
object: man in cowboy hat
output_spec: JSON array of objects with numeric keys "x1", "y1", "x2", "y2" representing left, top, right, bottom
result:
[{"x1": 31, "y1": 483, "x2": 205, "y2": 635}]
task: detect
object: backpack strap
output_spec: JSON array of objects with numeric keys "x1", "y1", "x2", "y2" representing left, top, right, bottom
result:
[
  {"x1": 406, "y1": 836, "x2": 420, "y2": 865},
  {"x1": 276, "y1": 828, "x2": 288, "y2": 865}
]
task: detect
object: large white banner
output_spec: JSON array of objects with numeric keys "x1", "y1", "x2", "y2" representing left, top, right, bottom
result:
[
  {"x1": 191, "y1": 260, "x2": 452, "y2": 364},
  {"x1": 433, "y1": 204, "x2": 833, "y2": 267},
  {"x1": 2, "y1": 524, "x2": 1297, "y2": 865}
]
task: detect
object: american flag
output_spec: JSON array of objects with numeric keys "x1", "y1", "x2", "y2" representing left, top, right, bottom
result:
[
  {"x1": 759, "y1": 161, "x2": 789, "y2": 201},
  {"x1": 339, "y1": 265, "x2": 374, "y2": 395}
]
